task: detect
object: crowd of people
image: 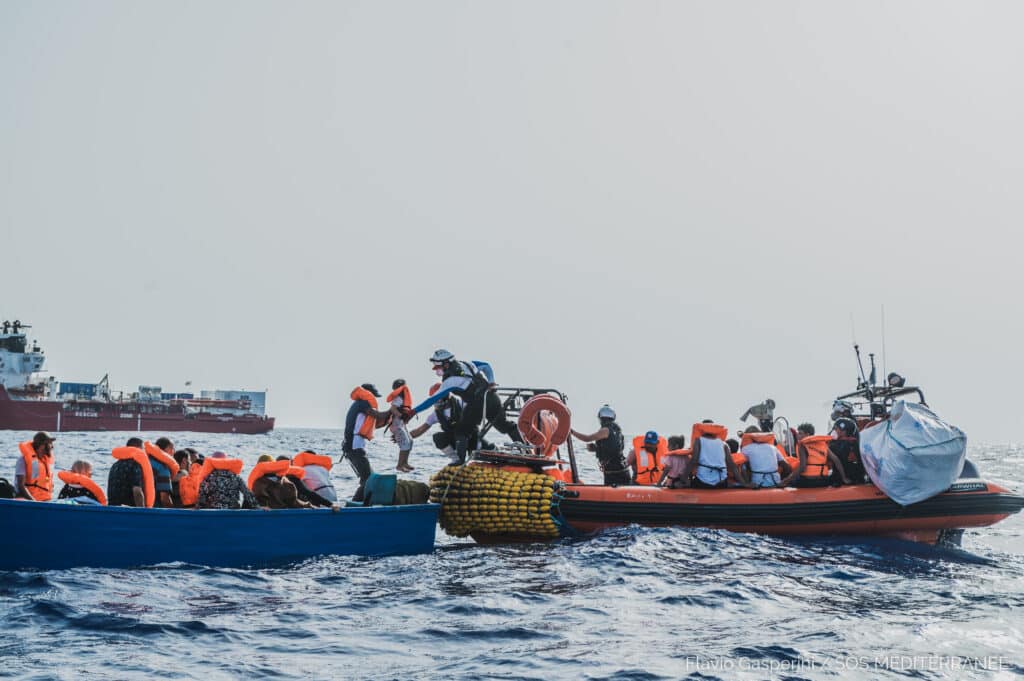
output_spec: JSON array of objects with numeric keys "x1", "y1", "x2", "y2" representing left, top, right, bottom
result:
[
  {"x1": 6, "y1": 431, "x2": 339, "y2": 510},
  {"x1": 4, "y1": 348, "x2": 879, "y2": 508}
]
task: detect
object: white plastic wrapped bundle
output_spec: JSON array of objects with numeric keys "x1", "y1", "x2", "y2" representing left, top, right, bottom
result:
[{"x1": 860, "y1": 401, "x2": 967, "y2": 506}]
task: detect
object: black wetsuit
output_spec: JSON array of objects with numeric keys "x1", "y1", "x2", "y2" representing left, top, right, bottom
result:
[
  {"x1": 445, "y1": 361, "x2": 521, "y2": 462},
  {"x1": 830, "y1": 418, "x2": 867, "y2": 483},
  {"x1": 594, "y1": 420, "x2": 631, "y2": 486}
]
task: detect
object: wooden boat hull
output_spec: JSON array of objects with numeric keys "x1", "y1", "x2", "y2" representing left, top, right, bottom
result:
[{"x1": 0, "y1": 498, "x2": 439, "y2": 569}]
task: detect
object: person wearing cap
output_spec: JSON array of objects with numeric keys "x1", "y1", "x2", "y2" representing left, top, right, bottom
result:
[
  {"x1": 627, "y1": 431, "x2": 668, "y2": 485},
  {"x1": 829, "y1": 403, "x2": 867, "y2": 483},
  {"x1": 14, "y1": 431, "x2": 56, "y2": 501},
  {"x1": 342, "y1": 383, "x2": 387, "y2": 502},
  {"x1": 411, "y1": 349, "x2": 522, "y2": 464},
  {"x1": 571, "y1": 405, "x2": 631, "y2": 485}
]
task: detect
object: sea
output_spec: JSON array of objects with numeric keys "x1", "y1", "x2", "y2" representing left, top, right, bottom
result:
[{"x1": 1, "y1": 430, "x2": 1021, "y2": 680}]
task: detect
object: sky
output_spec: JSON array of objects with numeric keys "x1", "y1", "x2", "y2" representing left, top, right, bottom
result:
[{"x1": 2, "y1": 1, "x2": 1022, "y2": 443}]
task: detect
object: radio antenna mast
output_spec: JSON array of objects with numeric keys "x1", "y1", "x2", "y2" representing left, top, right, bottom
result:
[{"x1": 880, "y1": 304, "x2": 887, "y2": 383}]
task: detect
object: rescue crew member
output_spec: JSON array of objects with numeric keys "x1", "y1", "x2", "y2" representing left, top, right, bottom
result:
[
  {"x1": 685, "y1": 423, "x2": 748, "y2": 489},
  {"x1": 387, "y1": 378, "x2": 415, "y2": 472},
  {"x1": 628, "y1": 431, "x2": 668, "y2": 485},
  {"x1": 342, "y1": 383, "x2": 387, "y2": 502},
  {"x1": 14, "y1": 431, "x2": 55, "y2": 501},
  {"x1": 410, "y1": 383, "x2": 470, "y2": 464},
  {"x1": 412, "y1": 349, "x2": 522, "y2": 464},
  {"x1": 740, "y1": 399, "x2": 777, "y2": 433},
  {"x1": 56, "y1": 460, "x2": 105, "y2": 504},
  {"x1": 570, "y1": 405, "x2": 632, "y2": 485},
  {"x1": 781, "y1": 423, "x2": 851, "y2": 487},
  {"x1": 830, "y1": 401, "x2": 867, "y2": 483}
]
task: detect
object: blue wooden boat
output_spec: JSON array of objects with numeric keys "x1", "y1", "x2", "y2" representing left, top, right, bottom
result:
[{"x1": 0, "y1": 498, "x2": 439, "y2": 570}]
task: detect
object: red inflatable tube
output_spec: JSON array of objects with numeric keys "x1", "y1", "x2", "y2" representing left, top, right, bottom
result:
[{"x1": 518, "y1": 395, "x2": 572, "y2": 454}]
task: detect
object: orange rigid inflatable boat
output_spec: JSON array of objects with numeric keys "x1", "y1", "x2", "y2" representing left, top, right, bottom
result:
[{"x1": 554, "y1": 479, "x2": 1024, "y2": 545}]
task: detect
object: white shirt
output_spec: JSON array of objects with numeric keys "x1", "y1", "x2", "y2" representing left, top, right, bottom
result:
[
  {"x1": 741, "y1": 442, "x2": 784, "y2": 487},
  {"x1": 695, "y1": 437, "x2": 729, "y2": 487},
  {"x1": 353, "y1": 413, "x2": 368, "y2": 450},
  {"x1": 301, "y1": 464, "x2": 337, "y2": 502}
]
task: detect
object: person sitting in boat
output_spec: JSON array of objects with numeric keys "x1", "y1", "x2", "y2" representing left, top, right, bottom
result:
[
  {"x1": 145, "y1": 437, "x2": 182, "y2": 508},
  {"x1": 250, "y1": 454, "x2": 311, "y2": 509},
  {"x1": 14, "y1": 431, "x2": 55, "y2": 501},
  {"x1": 411, "y1": 350, "x2": 523, "y2": 464},
  {"x1": 781, "y1": 423, "x2": 851, "y2": 488},
  {"x1": 659, "y1": 435, "x2": 691, "y2": 489},
  {"x1": 108, "y1": 437, "x2": 153, "y2": 507},
  {"x1": 829, "y1": 402, "x2": 868, "y2": 483},
  {"x1": 570, "y1": 405, "x2": 632, "y2": 485},
  {"x1": 387, "y1": 379, "x2": 416, "y2": 472},
  {"x1": 628, "y1": 431, "x2": 668, "y2": 485},
  {"x1": 739, "y1": 427, "x2": 792, "y2": 488},
  {"x1": 56, "y1": 460, "x2": 106, "y2": 504},
  {"x1": 291, "y1": 450, "x2": 338, "y2": 503},
  {"x1": 277, "y1": 455, "x2": 333, "y2": 507},
  {"x1": 196, "y1": 452, "x2": 258, "y2": 510},
  {"x1": 342, "y1": 383, "x2": 387, "y2": 503},
  {"x1": 685, "y1": 422, "x2": 748, "y2": 489},
  {"x1": 172, "y1": 448, "x2": 203, "y2": 507}
]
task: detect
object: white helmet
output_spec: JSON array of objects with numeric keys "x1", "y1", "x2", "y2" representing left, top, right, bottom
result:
[
  {"x1": 430, "y1": 349, "x2": 455, "y2": 363},
  {"x1": 598, "y1": 404, "x2": 616, "y2": 420}
]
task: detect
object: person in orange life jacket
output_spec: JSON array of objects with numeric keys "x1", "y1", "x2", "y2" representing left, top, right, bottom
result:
[
  {"x1": 293, "y1": 449, "x2": 337, "y2": 503},
  {"x1": 739, "y1": 426, "x2": 792, "y2": 488},
  {"x1": 108, "y1": 437, "x2": 149, "y2": 507},
  {"x1": 659, "y1": 435, "x2": 691, "y2": 489},
  {"x1": 571, "y1": 405, "x2": 631, "y2": 485},
  {"x1": 148, "y1": 436, "x2": 183, "y2": 508},
  {"x1": 276, "y1": 455, "x2": 333, "y2": 507},
  {"x1": 627, "y1": 431, "x2": 668, "y2": 485},
  {"x1": 781, "y1": 423, "x2": 851, "y2": 488},
  {"x1": 829, "y1": 400, "x2": 868, "y2": 483},
  {"x1": 56, "y1": 460, "x2": 103, "y2": 503},
  {"x1": 412, "y1": 350, "x2": 522, "y2": 464},
  {"x1": 197, "y1": 452, "x2": 258, "y2": 509},
  {"x1": 387, "y1": 379, "x2": 415, "y2": 472},
  {"x1": 684, "y1": 423, "x2": 750, "y2": 489},
  {"x1": 14, "y1": 431, "x2": 55, "y2": 501},
  {"x1": 342, "y1": 383, "x2": 387, "y2": 503},
  {"x1": 250, "y1": 454, "x2": 311, "y2": 509}
]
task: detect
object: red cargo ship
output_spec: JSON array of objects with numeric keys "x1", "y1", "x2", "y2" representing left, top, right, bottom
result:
[{"x1": 0, "y1": 320, "x2": 274, "y2": 434}]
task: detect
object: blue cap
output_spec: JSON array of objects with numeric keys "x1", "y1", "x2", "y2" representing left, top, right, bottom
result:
[{"x1": 644, "y1": 430, "x2": 659, "y2": 445}]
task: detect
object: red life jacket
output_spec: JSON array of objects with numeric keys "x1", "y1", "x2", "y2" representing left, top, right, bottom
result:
[
  {"x1": 57, "y1": 471, "x2": 107, "y2": 505},
  {"x1": 691, "y1": 423, "x2": 728, "y2": 444},
  {"x1": 111, "y1": 446, "x2": 156, "y2": 508},
  {"x1": 178, "y1": 462, "x2": 203, "y2": 507},
  {"x1": 247, "y1": 460, "x2": 292, "y2": 490},
  {"x1": 193, "y1": 457, "x2": 245, "y2": 493},
  {"x1": 18, "y1": 441, "x2": 53, "y2": 501},
  {"x1": 293, "y1": 451, "x2": 333, "y2": 471},
  {"x1": 143, "y1": 441, "x2": 180, "y2": 476}
]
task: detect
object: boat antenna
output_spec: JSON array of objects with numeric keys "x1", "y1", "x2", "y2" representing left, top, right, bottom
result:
[
  {"x1": 880, "y1": 304, "x2": 887, "y2": 383},
  {"x1": 851, "y1": 314, "x2": 868, "y2": 389},
  {"x1": 868, "y1": 352, "x2": 877, "y2": 387}
]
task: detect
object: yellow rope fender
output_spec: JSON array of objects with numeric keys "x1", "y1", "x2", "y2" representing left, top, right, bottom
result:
[{"x1": 428, "y1": 465, "x2": 559, "y2": 539}]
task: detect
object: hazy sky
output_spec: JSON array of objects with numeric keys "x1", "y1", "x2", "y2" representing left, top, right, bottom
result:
[{"x1": 2, "y1": 1, "x2": 1022, "y2": 442}]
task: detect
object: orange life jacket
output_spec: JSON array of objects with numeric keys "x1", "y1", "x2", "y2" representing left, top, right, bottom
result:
[
  {"x1": 631, "y1": 436, "x2": 668, "y2": 485},
  {"x1": 287, "y1": 466, "x2": 307, "y2": 479},
  {"x1": 18, "y1": 441, "x2": 53, "y2": 501},
  {"x1": 726, "y1": 452, "x2": 748, "y2": 484},
  {"x1": 111, "y1": 446, "x2": 156, "y2": 508},
  {"x1": 193, "y1": 457, "x2": 245, "y2": 497},
  {"x1": 247, "y1": 460, "x2": 292, "y2": 490},
  {"x1": 740, "y1": 432, "x2": 776, "y2": 447},
  {"x1": 178, "y1": 462, "x2": 203, "y2": 507},
  {"x1": 386, "y1": 385, "x2": 414, "y2": 420},
  {"x1": 351, "y1": 386, "x2": 379, "y2": 440},
  {"x1": 799, "y1": 435, "x2": 833, "y2": 478},
  {"x1": 57, "y1": 470, "x2": 107, "y2": 505},
  {"x1": 691, "y1": 423, "x2": 729, "y2": 444},
  {"x1": 143, "y1": 441, "x2": 180, "y2": 476},
  {"x1": 293, "y1": 451, "x2": 333, "y2": 471}
]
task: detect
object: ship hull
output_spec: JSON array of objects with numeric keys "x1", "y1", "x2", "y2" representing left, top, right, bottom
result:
[{"x1": 0, "y1": 387, "x2": 275, "y2": 434}]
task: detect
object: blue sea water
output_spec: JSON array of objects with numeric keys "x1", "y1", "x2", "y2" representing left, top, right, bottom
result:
[{"x1": 1, "y1": 430, "x2": 1022, "y2": 680}]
